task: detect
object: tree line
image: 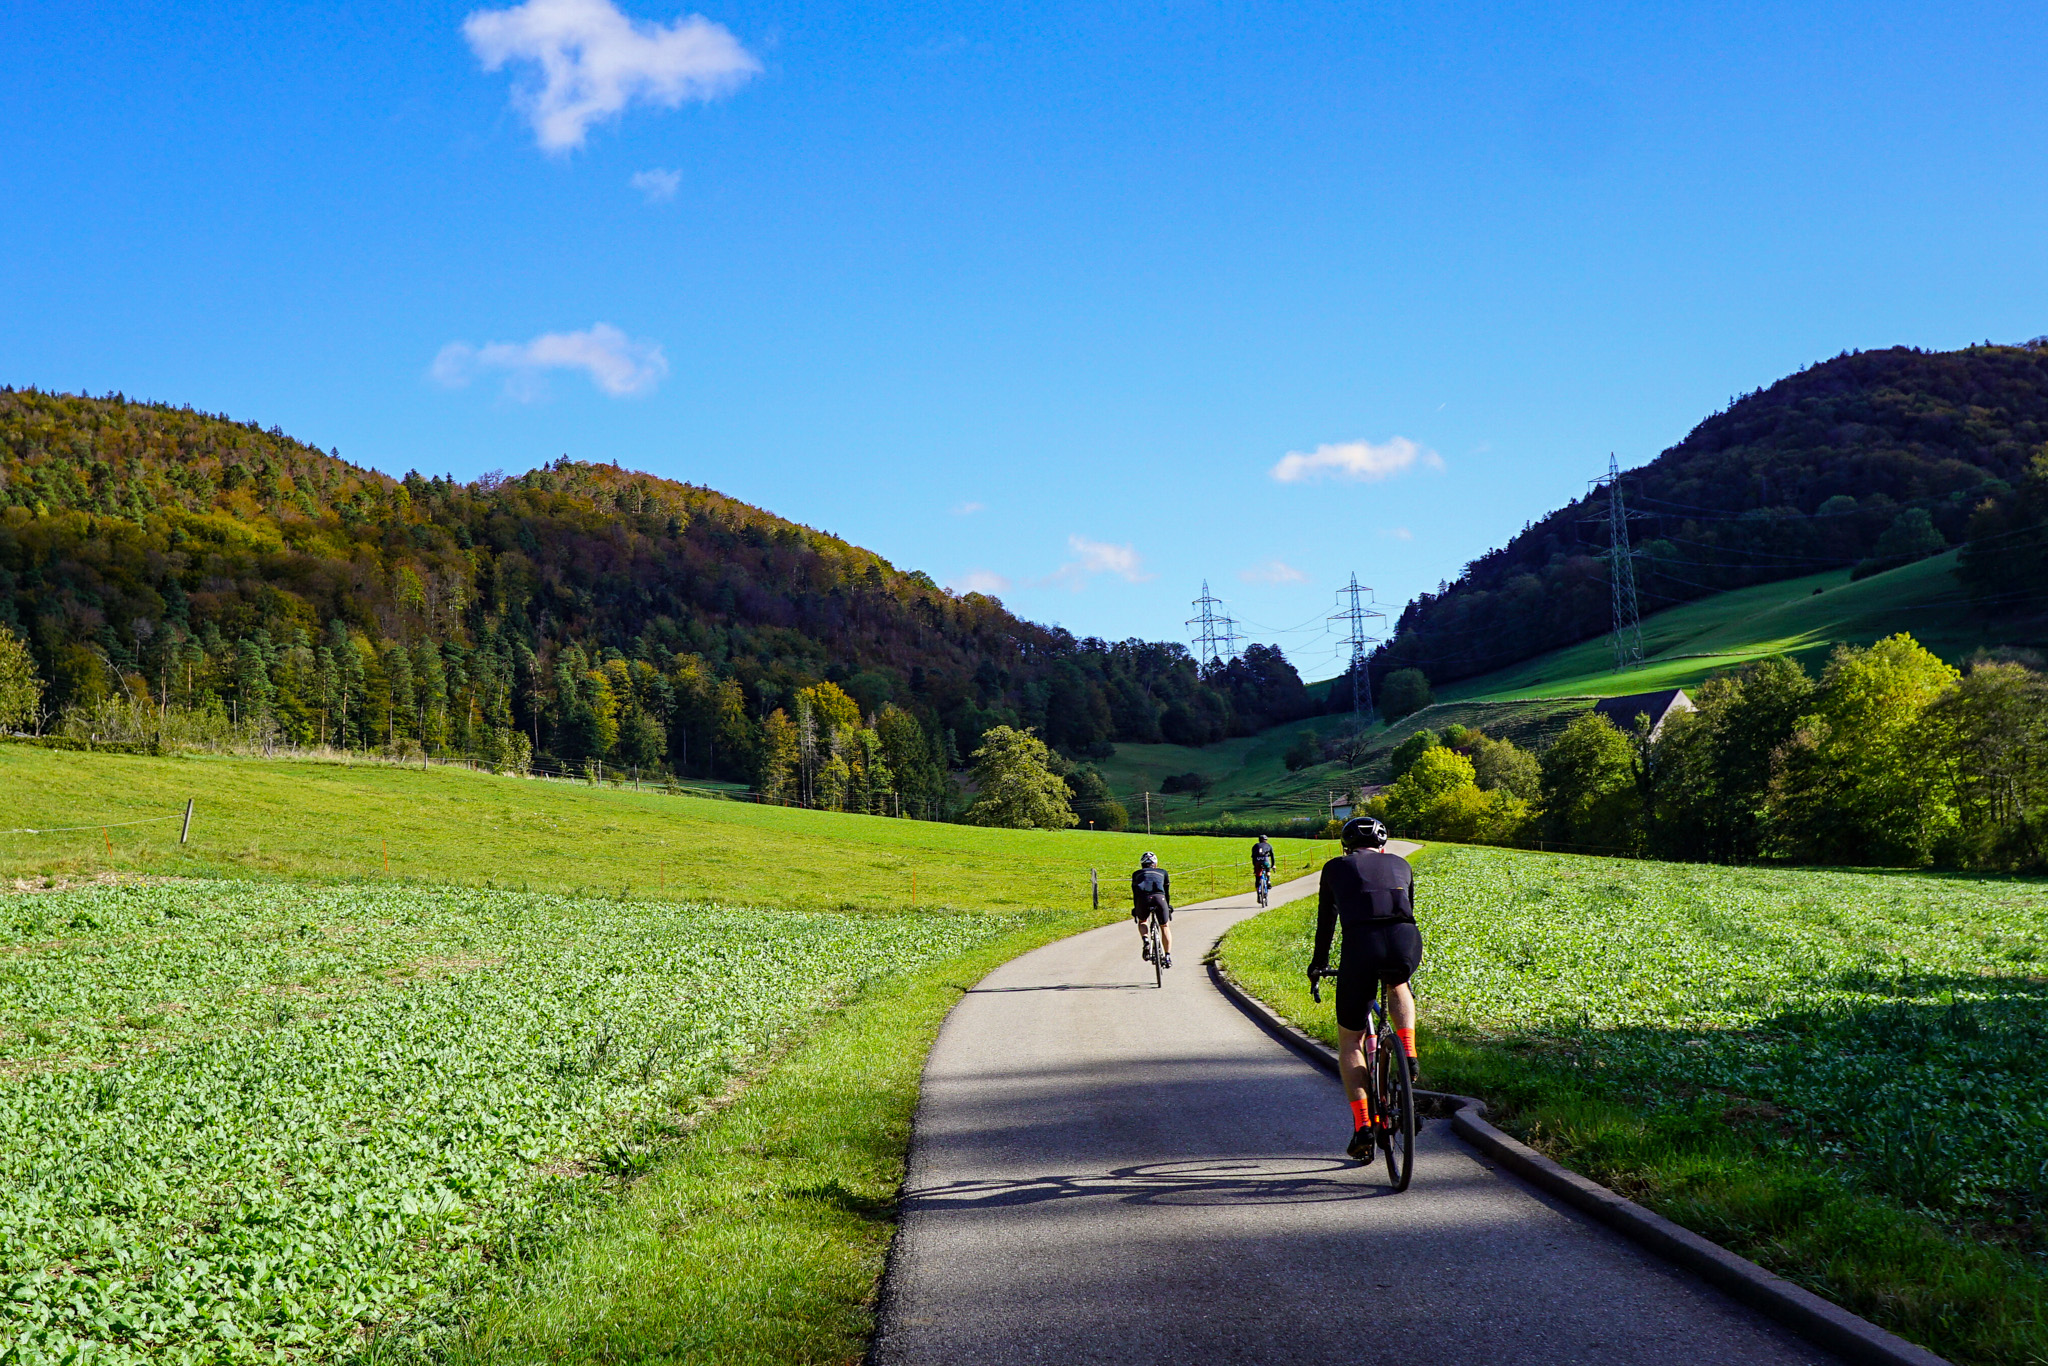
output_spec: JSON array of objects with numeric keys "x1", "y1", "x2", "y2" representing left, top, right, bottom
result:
[
  {"x1": 1363, "y1": 634, "x2": 2048, "y2": 871},
  {"x1": 0, "y1": 389, "x2": 1320, "y2": 803}
]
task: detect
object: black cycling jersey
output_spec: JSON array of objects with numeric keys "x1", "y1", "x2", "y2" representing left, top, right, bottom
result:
[
  {"x1": 1251, "y1": 839, "x2": 1274, "y2": 871},
  {"x1": 1131, "y1": 866, "x2": 1172, "y2": 914},
  {"x1": 1310, "y1": 849, "x2": 1416, "y2": 973}
]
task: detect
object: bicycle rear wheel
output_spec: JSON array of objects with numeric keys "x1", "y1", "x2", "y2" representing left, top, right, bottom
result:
[
  {"x1": 1376, "y1": 1031, "x2": 1416, "y2": 1191},
  {"x1": 1152, "y1": 915, "x2": 1165, "y2": 988}
]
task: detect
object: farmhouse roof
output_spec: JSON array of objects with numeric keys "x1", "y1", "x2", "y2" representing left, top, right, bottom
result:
[{"x1": 1592, "y1": 689, "x2": 1694, "y2": 738}]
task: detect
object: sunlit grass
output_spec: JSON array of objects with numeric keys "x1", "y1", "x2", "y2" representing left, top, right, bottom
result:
[{"x1": 1219, "y1": 843, "x2": 2048, "y2": 1365}]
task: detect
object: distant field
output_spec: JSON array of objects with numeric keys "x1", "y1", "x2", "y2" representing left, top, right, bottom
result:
[
  {"x1": 1439, "y1": 549, "x2": 2017, "y2": 703},
  {"x1": 0, "y1": 746, "x2": 1325, "y2": 912},
  {"x1": 1221, "y1": 844, "x2": 2048, "y2": 1365}
]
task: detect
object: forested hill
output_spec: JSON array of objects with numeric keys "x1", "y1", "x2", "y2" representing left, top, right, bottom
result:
[
  {"x1": 1366, "y1": 343, "x2": 2048, "y2": 690},
  {"x1": 0, "y1": 389, "x2": 1313, "y2": 776}
]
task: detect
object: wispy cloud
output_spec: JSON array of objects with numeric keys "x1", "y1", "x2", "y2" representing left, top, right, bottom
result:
[
  {"x1": 1378, "y1": 526, "x2": 1415, "y2": 541},
  {"x1": 1269, "y1": 436, "x2": 1444, "y2": 484},
  {"x1": 949, "y1": 569, "x2": 1010, "y2": 595},
  {"x1": 1239, "y1": 559, "x2": 1307, "y2": 584},
  {"x1": 463, "y1": 0, "x2": 761, "y2": 152},
  {"x1": 431, "y1": 322, "x2": 667, "y2": 400},
  {"x1": 630, "y1": 167, "x2": 681, "y2": 201},
  {"x1": 1045, "y1": 535, "x2": 1153, "y2": 589},
  {"x1": 950, "y1": 500, "x2": 985, "y2": 516}
]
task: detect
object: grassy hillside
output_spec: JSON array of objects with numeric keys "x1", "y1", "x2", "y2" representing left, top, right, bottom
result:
[
  {"x1": 0, "y1": 745, "x2": 1329, "y2": 910},
  {"x1": 1436, "y1": 549, "x2": 2013, "y2": 703},
  {"x1": 1220, "y1": 842, "x2": 2048, "y2": 1365},
  {"x1": 1373, "y1": 342, "x2": 2048, "y2": 689},
  {"x1": 1080, "y1": 549, "x2": 2030, "y2": 820}
]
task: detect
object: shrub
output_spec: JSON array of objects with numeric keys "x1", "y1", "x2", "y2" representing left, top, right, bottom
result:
[
  {"x1": 1387, "y1": 729, "x2": 1439, "y2": 782},
  {"x1": 1379, "y1": 669, "x2": 1434, "y2": 724}
]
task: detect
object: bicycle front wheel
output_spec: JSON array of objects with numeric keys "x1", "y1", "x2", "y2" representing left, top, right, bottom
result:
[{"x1": 1377, "y1": 1034, "x2": 1416, "y2": 1191}]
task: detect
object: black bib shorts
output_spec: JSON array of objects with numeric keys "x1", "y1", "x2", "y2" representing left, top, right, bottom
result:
[{"x1": 1334, "y1": 921, "x2": 1424, "y2": 1032}]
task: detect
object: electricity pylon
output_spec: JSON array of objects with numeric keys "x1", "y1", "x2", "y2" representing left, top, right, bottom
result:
[
  {"x1": 1587, "y1": 453, "x2": 1646, "y2": 671},
  {"x1": 1327, "y1": 574, "x2": 1385, "y2": 720},
  {"x1": 1186, "y1": 580, "x2": 1242, "y2": 667}
]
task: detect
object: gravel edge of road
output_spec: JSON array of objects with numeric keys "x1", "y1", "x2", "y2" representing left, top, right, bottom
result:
[{"x1": 1205, "y1": 954, "x2": 1955, "y2": 1366}]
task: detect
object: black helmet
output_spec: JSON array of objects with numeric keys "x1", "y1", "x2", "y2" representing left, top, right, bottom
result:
[
  {"x1": 1140, "y1": 851, "x2": 1158, "y2": 868},
  {"x1": 1341, "y1": 816, "x2": 1388, "y2": 851}
]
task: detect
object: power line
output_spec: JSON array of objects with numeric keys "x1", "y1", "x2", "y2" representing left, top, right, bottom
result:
[
  {"x1": 1185, "y1": 580, "x2": 1242, "y2": 666},
  {"x1": 1326, "y1": 573, "x2": 1386, "y2": 720},
  {"x1": 1586, "y1": 454, "x2": 1647, "y2": 671}
]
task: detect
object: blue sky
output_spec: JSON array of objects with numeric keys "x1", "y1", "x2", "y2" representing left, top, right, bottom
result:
[{"x1": 5, "y1": 0, "x2": 2045, "y2": 678}]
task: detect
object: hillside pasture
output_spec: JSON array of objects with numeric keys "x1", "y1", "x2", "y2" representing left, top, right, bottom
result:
[
  {"x1": 1439, "y1": 549, "x2": 2002, "y2": 704},
  {"x1": 1220, "y1": 843, "x2": 2048, "y2": 1364},
  {"x1": 0, "y1": 745, "x2": 1322, "y2": 912}
]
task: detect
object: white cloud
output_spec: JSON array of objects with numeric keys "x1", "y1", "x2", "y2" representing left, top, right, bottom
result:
[
  {"x1": 1378, "y1": 526, "x2": 1415, "y2": 541},
  {"x1": 949, "y1": 569, "x2": 1010, "y2": 595},
  {"x1": 631, "y1": 167, "x2": 682, "y2": 201},
  {"x1": 1046, "y1": 534, "x2": 1152, "y2": 588},
  {"x1": 950, "y1": 500, "x2": 985, "y2": 516},
  {"x1": 463, "y1": 0, "x2": 761, "y2": 152},
  {"x1": 1239, "y1": 559, "x2": 1307, "y2": 584},
  {"x1": 431, "y1": 322, "x2": 667, "y2": 400},
  {"x1": 1269, "y1": 436, "x2": 1444, "y2": 484}
]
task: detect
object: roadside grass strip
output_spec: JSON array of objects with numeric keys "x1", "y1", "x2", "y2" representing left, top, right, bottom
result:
[
  {"x1": 1218, "y1": 844, "x2": 2048, "y2": 1366},
  {"x1": 0, "y1": 880, "x2": 1025, "y2": 1364},
  {"x1": 429, "y1": 907, "x2": 1107, "y2": 1366}
]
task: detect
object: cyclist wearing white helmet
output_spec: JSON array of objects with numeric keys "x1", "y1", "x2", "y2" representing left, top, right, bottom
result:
[{"x1": 1130, "y1": 850, "x2": 1174, "y2": 968}]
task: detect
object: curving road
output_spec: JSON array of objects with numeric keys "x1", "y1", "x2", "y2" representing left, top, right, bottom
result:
[{"x1": 869, "y1": 864, "x2": 1838, "y2": 1366}]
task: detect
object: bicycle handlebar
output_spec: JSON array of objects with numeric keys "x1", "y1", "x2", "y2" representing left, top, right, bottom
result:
[{"x1": 1307, "y1": 966, "x2": 1337, "y2": 1003}]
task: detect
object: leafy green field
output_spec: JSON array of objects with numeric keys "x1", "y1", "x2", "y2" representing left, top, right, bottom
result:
[
  {"x1": 0, "y1": 879, "x2": 1024, "y2": 1364},
  {"x1": 1219, "y1": 844, "x2": 2048, "y2": 1364},
  {"x1": 0, "y1": 745, "x2": 1314, "y2": 912}
]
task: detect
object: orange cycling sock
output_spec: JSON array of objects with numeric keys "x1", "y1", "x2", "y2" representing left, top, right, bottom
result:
[
  {"x1": 1396, "y1": 1027, "x2": 1417, "y2": 1059},
  {"x1": 1350, "y1": 1097, "x2": 1369, "y2": 1130}
]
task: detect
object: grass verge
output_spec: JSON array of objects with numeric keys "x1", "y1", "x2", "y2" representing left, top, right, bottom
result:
[
  {"x1": 1217, "y1": 844, "x2": 2048, "y2": 1366},
  {"x1": 391, "y1": 905, "x2": 1109, "y2": 1366}
]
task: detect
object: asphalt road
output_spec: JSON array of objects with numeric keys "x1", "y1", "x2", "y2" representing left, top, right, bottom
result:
[{"x1": 869, "y1": 862, "x2": 1839, "y2": 1366}]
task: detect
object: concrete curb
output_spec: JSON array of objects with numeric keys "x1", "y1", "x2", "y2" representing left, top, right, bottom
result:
[{"x1": 1205, "y1": 957, "x2": 1953, "y2": 1366}]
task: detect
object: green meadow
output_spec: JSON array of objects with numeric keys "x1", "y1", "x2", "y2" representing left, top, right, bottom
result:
[
  {"x1": 1219, "y1": 842, "x2": 2048, "y2": 1365},
  {"x1": 0, "y1": 745, "x2": 1319, "y2": 911}
]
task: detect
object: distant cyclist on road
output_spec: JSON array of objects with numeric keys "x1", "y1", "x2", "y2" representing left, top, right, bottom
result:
[
  {"x1": 1250, "y1": 834, "x2": 1275, "y2": 897},
  {"x1": 1131, "y1": 851, "x2": 1174, "y2": 968},
  {"x1": 1308, "y1": 816, "x2": 1422, "y2": 1160}
]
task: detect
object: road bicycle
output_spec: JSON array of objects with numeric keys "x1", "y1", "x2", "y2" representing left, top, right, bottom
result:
[
  {"x1": 1309, "y1": 968, "x2": 1415, "y2": 1191},
  {"x1": 1255, "y1": 867, "x2": 1272, "y2": 909},
  {"x1": 1140, "y1": 908, "x2": 1169, "y2": 988}
]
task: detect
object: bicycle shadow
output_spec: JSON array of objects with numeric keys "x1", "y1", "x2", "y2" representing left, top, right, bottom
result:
[{"x1": 904, "y1": 1156, "x2": 1393, "y2": 1209}]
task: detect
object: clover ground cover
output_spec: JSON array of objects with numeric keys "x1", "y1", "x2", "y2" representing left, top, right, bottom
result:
[
  {"x1": 1, "y1": 879, "x2": 1020, "y2": 1364},
  {"x1": 1220, "y1": 844, "x2": 2048, "y2": 1364}
]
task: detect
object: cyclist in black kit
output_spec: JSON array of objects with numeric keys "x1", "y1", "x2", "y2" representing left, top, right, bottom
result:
[
  {"x1": 1308, "y1": 816, "x2": 1422, "y2": 1160},
  {"x1": 1250, "y1": 834, "x2": 1275, "y2": 881},
  {"x1": 1131, "y1": 851, "x2": 1174, "y2": 968}
]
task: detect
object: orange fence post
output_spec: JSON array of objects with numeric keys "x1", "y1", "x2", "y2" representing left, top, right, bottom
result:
[{"x1": 103, "y1": 827, "x2": 112, "y2": 858}]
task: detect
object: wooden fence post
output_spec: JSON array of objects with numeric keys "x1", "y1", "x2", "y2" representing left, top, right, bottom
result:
[
  {"x1": 1091, "y1": 867, "x2": 1099, "y2": 910},
  {"x1": 179, "y1": 798, "x2": 194, "y2": 845}
]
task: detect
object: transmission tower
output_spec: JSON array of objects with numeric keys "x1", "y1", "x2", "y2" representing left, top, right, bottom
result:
[
  {"x1": 1186, "y1": 580, "x2": 1242, "y2": 667},
  {"x1": 1587, "y1": 453, "x2": 1646, "y2": 671},
  {"x1": 1326, "y1": 574, "x2": 1386, "y2": 720}
]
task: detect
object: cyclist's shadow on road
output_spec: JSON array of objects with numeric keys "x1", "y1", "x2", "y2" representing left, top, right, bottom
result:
[{"x1": 905, "y1": 1158, "x2": 1391, "y2": 1209}]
